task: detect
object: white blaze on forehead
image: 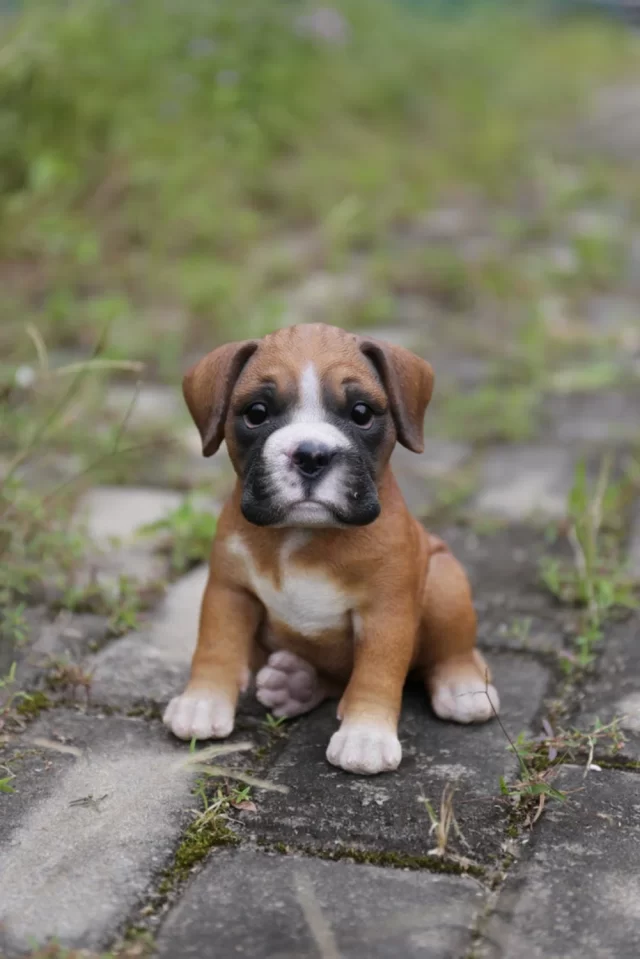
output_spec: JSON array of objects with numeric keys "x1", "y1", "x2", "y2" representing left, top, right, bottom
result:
[{"x1": 293, "y1": 363, "x2": 324, "y2": 423}]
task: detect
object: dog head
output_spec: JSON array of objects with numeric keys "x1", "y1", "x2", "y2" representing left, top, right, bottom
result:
[{"x1": 184, "y1": 323, "x2": 433, "y2": 528}]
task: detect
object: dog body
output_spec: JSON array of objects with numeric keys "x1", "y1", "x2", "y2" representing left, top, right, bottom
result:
[{"x1": 164, "y1": 324, "x2": 499, "y2": 774}]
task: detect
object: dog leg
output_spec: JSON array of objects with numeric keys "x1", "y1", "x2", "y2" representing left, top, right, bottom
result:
[
  {"x1": 420, "y1": 540, "x2": 499, "y2": 724},
  {"x1": 256, "y1": 650, "x2": 329, "y2": 718},
  {"x1": 326, "y1": 606, "x2": 415, "y2": 775},
  {"x1": 164, "y1": 576, "x2": 262, "y2": 741}
]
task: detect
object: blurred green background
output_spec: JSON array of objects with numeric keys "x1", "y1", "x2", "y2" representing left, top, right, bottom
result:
[
  {"x1": 2, "y1": 0, "x2": 640, "y2": 619},
  {"x1": 1, "y1": 0, "x2": 637, "y2": 372}
]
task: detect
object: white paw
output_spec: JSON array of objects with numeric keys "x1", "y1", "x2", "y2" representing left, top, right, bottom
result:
[
  {"x1": 163, "y1": 691, "x2": 235, "y2": 741},
  {"x1": 256, "y1": 650, "x2": 326, "y2": 719},
  {"x1": 431, "y1": 679, "x2": 500, "y2": 724},
  {"x1": 326, "y1": 722, "x2": 401, "y2": 775}
]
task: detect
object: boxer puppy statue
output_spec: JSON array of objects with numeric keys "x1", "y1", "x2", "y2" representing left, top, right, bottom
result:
[{"x1": 164, "y1": 323, "x2": 499, "y2": 775}]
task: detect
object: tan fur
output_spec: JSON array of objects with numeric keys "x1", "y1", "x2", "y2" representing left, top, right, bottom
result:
[{"x1": 168, "y1": 324, "x2": 496, "y2": 772}]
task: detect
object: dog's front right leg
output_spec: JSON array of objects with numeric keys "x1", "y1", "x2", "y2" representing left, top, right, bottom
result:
[
  {"x1": 164, "y1": 574, "x2": 262, "y2": 741},
  {"x1": 326, "y1": 601, "x2": 416, "y2": 775}
]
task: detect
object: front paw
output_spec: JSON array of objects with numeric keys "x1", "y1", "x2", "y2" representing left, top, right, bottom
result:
[
  {"x1": 326, "y1": 721, "x2": 401, "y2": 775},
  {"x1": 163, "y1": 691, "x2": 235, "y2": 741},
  {"x1": 431, "y1": 678, "x2": 500, "y2": 724}
]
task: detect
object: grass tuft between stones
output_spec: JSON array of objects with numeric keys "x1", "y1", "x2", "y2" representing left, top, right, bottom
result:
[
  {"x1": 157, "y1": 778, "x2": 251, "y2": 896},
  {"x1": 16, "y1": 690, "x2": 51, "y2": 718},
  {"x1": 158, "y1": 820, "x2": 240, "y2": 896}
]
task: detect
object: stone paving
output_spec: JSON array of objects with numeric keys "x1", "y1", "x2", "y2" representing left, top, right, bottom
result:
[
  {"x1": 1, "y1": 394, "x2": 639, "y2": 957},
  {"x1": 3, "y1": 101, "x2": 640, "y2": 954}
]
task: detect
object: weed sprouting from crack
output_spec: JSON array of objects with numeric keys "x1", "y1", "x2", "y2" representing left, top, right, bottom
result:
[
  {"x1": 0, "y1": 762, "x2": 16, "y2": 793},
  {"x1": 156, "y1": 742, "x2": 288, "y2": 895},
  {"x1": 497, "y1": 717, "x2": 627, "y2": 828},
  {"x1": 479, "y1": 676, "x2": 568, "y2": 828},
  {"x1": 139, "y1": 498, "x2": 217, "y2": 575},
  {"x1": 418, "y1": 783, "x2": 477, "y2": 871},
  {"x1": 55, "y1": 575, "x2": 164, "y2": 639},
  {"x1": 0, "y1": 661, "x2": 46, "y2": 732},
  {"x1": 510, "y1": 716, "x2": 626, "y2": 771},
  {"x1": 0, "y1": 603, "x2": 30, "y2": 647},
  {"x1": 158, "y1": 788, "x2": 244, "y2": 893},
  {"x1": 0, "y1": 324, "x2": 159, "y2": 632},
  {"x1": 482, "y1": 671, "x2": 627, "y2": 830},
  {"x1": 262, "y1": 712, "x2": 289, "y2": 737},
  {"x1": 540, "y1": 456, "x2": 638, "y2": 671},
  {"x1": 45, "y1": 659, "x2": 94, "y2": 701}
]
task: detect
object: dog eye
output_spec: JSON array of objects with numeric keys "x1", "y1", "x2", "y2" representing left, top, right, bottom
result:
[
  {"x1": 243, "y1": 402, "x2": 269, "y2": 428},
  {"x1": 351, "y1": 403, "x2": 374, "y2": 429}
]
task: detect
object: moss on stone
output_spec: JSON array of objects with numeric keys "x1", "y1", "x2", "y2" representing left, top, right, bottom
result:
[
  {"x1": 261, "y1": 840, "x2": 485, "y2": 878},
  {"x1": 125, "y1": 703, "x2": 162, "y2": 720},
  {"x1": 596, "y1": 758, "x2": 640, "y2": 771},
  {"x1": 158, "y1": 819, "x2": 239, "y2": 895},
  {"x1": 16, "y1": 691, "x2": 50, "y2": 717}
]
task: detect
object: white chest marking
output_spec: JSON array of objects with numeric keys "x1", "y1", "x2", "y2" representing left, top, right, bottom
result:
[{"x1": 227, "y1": 532, "x2": 350, "y2": 636}]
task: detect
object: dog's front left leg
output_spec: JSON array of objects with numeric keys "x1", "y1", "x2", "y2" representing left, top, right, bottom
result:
[
  {"x1": 164, "y1": 574, "x2": 262, "y2": 741},
  {"x1": 326, "y1": 604, "x2": 416, "y2": 775}
]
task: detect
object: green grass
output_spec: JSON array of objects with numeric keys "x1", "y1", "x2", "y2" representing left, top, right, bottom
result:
[
  {"x1": 1, "y1": 0, "x2": 640, "y2": 629},
  {"x1": 0, "y1": 660, "x2": 47, "y2": 728},
  {"x1": 509, "y1": 717, "x2": 626, "y2": 769},
  {"x1": 495, "y1": 716, "x2": 627, "y2": 828},
  {"x1": 1, "y1": 0, "x2": 637, "y2": 368},
  {"x1": 140, "y1": 496, "x2": 217, "y2": 574},
  {"x1": 540, "y1": 457, "x2": 638, "y2": 669},
  {"x1": 440, "y1": 383, "x2": 542, "y2": 443},
  {"x1": 2, "y1": 6, "x2": 640, "y2": 940},
  {"x1": 0, "y1": 480, "x2": 84, "y2": 593}
]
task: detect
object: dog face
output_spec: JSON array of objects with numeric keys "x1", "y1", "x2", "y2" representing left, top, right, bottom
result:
[{"x1": 183, "y1": 324, "x2": 433, "y2": 528}]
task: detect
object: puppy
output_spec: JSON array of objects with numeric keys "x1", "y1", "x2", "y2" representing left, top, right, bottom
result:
[{"x1": 164, "y1": 323, "x2": 499, "y2": 775}]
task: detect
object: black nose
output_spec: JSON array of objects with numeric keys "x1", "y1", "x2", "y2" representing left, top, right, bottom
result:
[{"x1": 292, "y1": 441, "x2": 335, "y2": 479}]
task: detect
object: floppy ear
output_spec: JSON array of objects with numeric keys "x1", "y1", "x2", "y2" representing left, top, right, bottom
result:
[
  {"x1": 183, "y1": 340, "x2": 259, "y2": 457},
  {"x1": 359, "y1": 338, "x2": 434, "y2": 453}
]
